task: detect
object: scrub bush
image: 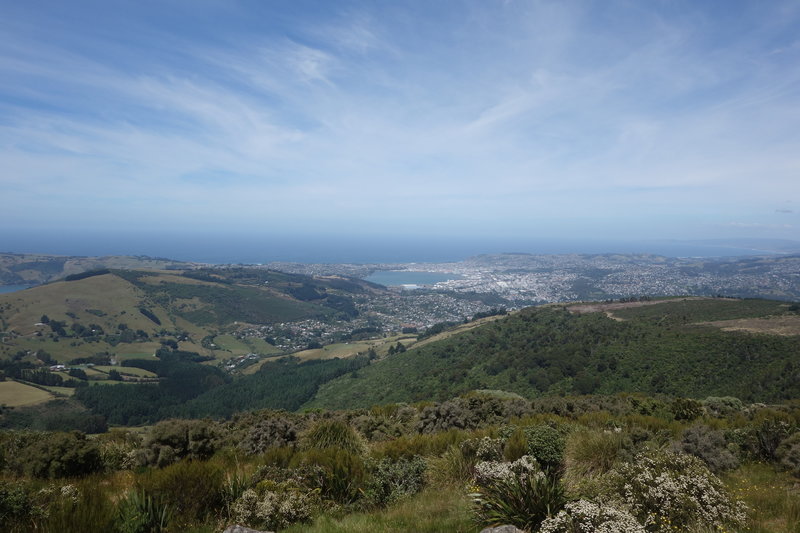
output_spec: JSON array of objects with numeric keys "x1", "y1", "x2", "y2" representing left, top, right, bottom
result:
[
  {"x1": 361, "y1": 456, "x2": 427, "y2": 508},
  {"x1": 137, "y1": 459, "x2": 225, "y2": 527},
  {"x1": 240, "y1": 415, "x2": 298, "y2": 454},
  {"x1": 675, "y1": 424, "x2": 739, "y2": 473},
  {"x1": 539, "y1": 499, "x2": 646, "y2": 533},
  {"x1": 777, "y1": 432, "x2": 800, "y2": 477},
  {"x1": 607, "y1": 451, "x2": 747, "y2": 532}
]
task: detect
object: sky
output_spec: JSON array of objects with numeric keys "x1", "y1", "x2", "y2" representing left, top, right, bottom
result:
[{"x1": 1, "y1": 0, "x2": 799, "y2": 258}]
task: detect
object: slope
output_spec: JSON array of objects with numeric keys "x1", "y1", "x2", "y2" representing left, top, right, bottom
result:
[{"x1": 307, "y1": 298, "x2": 800, "y2": 409}]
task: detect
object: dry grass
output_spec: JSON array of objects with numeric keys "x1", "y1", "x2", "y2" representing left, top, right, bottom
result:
[
  {"x1": 701, "y1": 316, "x2": 800, "y2": 336},
  {"x1": 0, "y1": 380, "x2": 54, "y2": 406},
  {"x1": 568, "y1": 297, "x2": 710, "y2": 319}
]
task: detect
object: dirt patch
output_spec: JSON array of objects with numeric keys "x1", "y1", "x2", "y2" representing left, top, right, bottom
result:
[
  {"x1": 700, "y1": 316, "x2": 800, "y2": 336},
  {"x1": 568, "y1": 297, "x2": 710, "y2": 320}
]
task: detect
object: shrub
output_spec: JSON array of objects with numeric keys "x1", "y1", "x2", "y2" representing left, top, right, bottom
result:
[
  {"x1": 231, "y1": 487, "x2": 317, "y2": 531},
  {"x1": 300, "y1": 419, "x2": 366, "y2": 455},
  {"x1": 675, "y1": 424, "x2": 739, "y2": 473},
  {"x1": 137, "y1": 459, "x2": 225, "y2": 527},
  {"x1": 471, "y1": 469, "x2": 565, "y2": 531},
  {"x1": 290, "y1": 447, "x2": 366, "y2": 504},
  {"x1": 0, "y1": 479, "x2": 49, "y2": 529},
  {"x1": 42, "y1": 482, "x2": 117, "y2": 533},
  {"x1": 777, "y1": 432, "x2": 800, "y2": 477},
  {"x1": 19, "y1": 431, "x2": 103, "y2": 478},
  {"x1": 116, "y1": 489, "x2": 172, "y2": 533},
  {"x1": 138, "y1": 419, "x2": 218, "y2": 468},
  {"x1": 703, "y1": 396, "x2": 743, "y2": 418},
  {"x1": 754, "y1": 416, "x2": 793, "y2": 461},
  {"x1": 474, "y1": 455, "x2": 541, "y2": 486},
  {"x1": 523, "y1": 424, "x2": 566, "y2": 471},
  {"x1": 671, "y1": 397, "x2": 704, "y2": 421},
  {"x1": 607, "y1": 451, "x2": 747, "y2": 532},
  {"x1": 460, "y1": 436, "x2": 504, "y2": 462},
  {"x1": 240, "y1": 415, "x2": 298, "y2": 455},
  {"x1": 361, "y1": 456, "x2": 427, "y2": 508},
  {"x1": 352, "y1": 413, "x2": 405, "y2": 441},
  {"x1": 97, "y1": 430, "x2": 140, "y2": 471},
  {"x1": 417, "y1": 400, "x2": 478, "y2": 433},
  {"x1": 539, "y1": 499, "x2": 646, "y2": 533}
]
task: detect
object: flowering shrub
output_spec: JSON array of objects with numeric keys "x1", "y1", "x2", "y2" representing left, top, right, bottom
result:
[
  {"x1": 461, "y1": 436, "x2": 504, "y2": 462},
  {"x1": 539, "y1": 499, "x2": 646, "y2": 533},
  {"x1": 608, "y1": 451, "x2": 747, "y2": 532},
  {"x1": 231, "y1": 487, "x2": 317, "y2": 531},
  {"x1": 474, "y1": 455, "x2": 541, "y2": 486}
]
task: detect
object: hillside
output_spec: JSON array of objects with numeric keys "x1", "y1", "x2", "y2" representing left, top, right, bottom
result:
[
  {"x1": 307, "y1": 298, "x2": 800, "y2": 409},
  {"x1": 0, "y1": 269, "x2": 347, "y2": 364},
  {"x1": 0, "y1": 252, "x2": 190, "y2": 286}
]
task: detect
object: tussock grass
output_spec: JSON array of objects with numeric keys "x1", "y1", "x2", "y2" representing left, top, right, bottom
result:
[
  {"x1": 282, "y1": 486, "x2": 476, "y2": 533},
  {"x1": 724, "y1": 462, "x2": 800, "y2": 533}
]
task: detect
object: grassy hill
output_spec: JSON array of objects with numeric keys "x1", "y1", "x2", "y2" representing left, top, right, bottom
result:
[
  {"x1": 0, "y1": 266, "x2": 379, "y2": 364},
  {"x1": 0, "y1": 252, "x2": 189, "y2": 286},
  {"x1": 307, "y1": 298, "x2": 800, "y2": 409}
]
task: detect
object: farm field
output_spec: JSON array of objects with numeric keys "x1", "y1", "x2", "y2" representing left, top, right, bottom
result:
[{"x1": 0, "y1": 380, "x2": 53, "y2": 406}]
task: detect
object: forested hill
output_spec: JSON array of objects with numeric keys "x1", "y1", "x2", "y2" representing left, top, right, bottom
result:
[{"x1": 308, "y1": 298, "x2": 800, "y2": 409}]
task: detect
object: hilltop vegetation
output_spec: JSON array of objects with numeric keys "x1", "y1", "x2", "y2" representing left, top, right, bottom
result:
[
  {"x1": 309, "y1": 298, "x2": 800, "y2": 409},
  {"x1": 1, "y1": 391, "x2": 798, "y2": 532}
]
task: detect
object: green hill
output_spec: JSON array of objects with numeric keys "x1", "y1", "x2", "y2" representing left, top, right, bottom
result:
[
  {"x1": 307, "y1": 298, "x2": 800, "y2": 409},
  {"x1": 0, "y1": 266, "x2": 381, "y2": 370}
]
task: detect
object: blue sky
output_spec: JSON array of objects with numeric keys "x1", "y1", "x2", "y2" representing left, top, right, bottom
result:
[{"x1": 1, "y1": 0, "x2": 799, "y2": 253}]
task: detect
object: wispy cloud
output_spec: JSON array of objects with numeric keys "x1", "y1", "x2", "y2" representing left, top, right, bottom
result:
[{"x1": 1, "y1": 1, "x2": 799, "y2": 241}]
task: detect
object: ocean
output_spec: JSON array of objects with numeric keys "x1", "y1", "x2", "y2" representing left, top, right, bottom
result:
[{"x1": 0, "y1": 234, "x2": 790, "y2": 265}]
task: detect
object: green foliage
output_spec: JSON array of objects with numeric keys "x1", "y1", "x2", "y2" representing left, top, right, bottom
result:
[
  {"x1": 116, "y1": 489, "x2": 172, "y2": 533},
  {"x1": 702, "y1": 396, "x2": 744, "y2": 418},
  {"x1": 300, "y1": 419, "x2": 367, "y2": 455},
  {"x1": 754, "y1": 414, "x2": 795, "y2": 461},
  {"x1": 138, "y1": 419, "x2": 217, "y2": 468},
  {"x1": 671, "y1": 397, "x2": 704, "y2": 421},
  {"x1": 426, "y1": 444, "x2": 474, "y2": 487},
  {"x1": 565, "y1": 429, "x2": 627, "y2": 478},
  {"x1": 239, "y1": 414, "x2": 299, "y2": 455},
  {"x1": 175, "y1": 355, "x2": 370, "y2": 418},
  {"x1": 416, "y1": 399, "x2": 478, "y2": 433},
  {"x1": 503, "y1": 427, "x2": 528, "y2": 462},
  {"x1": 17, "y1": 431, "x2": 102, "y2": 478},
  {"x1": 0, "y1": 479, "x2": 48, "y2": 530},
  {"x1": 361, "y1": 456, "x2": 427, "y2": 508},
  {"x1": 290, "y1": 447, "x2": 366, "y2": 504},
  {"x1": 42, "y1": 482, "x2": 117, "y2": 533},
  {"x1": 503, "y1": 424, "x2": 566, "y2": 472},
  {"x1": 137, "y1": 459, "x2": 225, "y2": 528},
  {"x1": 471, "y1": 469, "x2": 565, "y2": 531},
  {"x1": 310, "y1": 303, "x2": 800, "y2": 409}
]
